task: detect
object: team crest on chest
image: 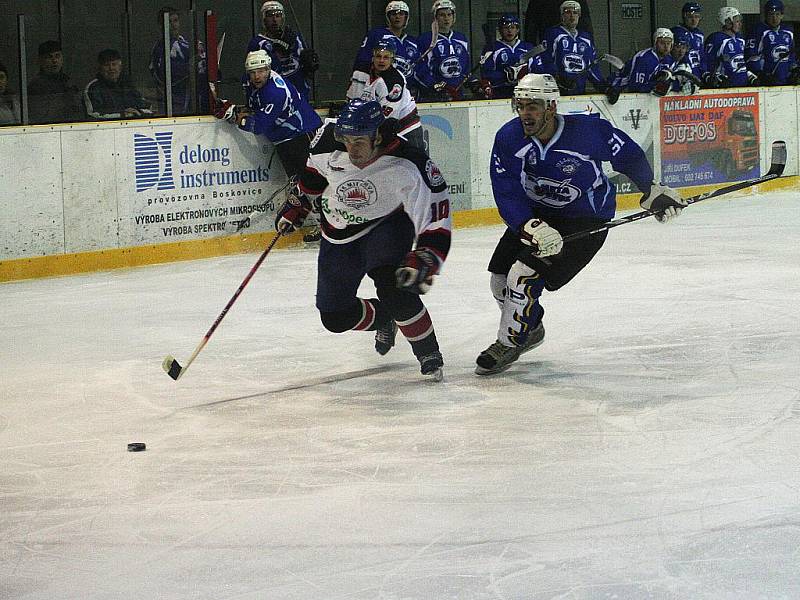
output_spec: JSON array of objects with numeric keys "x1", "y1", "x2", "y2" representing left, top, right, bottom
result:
[
  {"x1": 556, "y1": 157, "x2": 581, "y2": 174},
  {"x1": 335, "y1": 179, "x2": 377, "y2": 209}
]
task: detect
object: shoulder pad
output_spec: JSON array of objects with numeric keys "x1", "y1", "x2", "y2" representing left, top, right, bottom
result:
[{"x1": 389, "y1": 143, "x2": 447, "y2": 192}]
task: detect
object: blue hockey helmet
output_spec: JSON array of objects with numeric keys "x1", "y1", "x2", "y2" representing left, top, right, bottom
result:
[
  {"x1": 765, "y1": 0, "x2": 784, "y2": 14},
  {"x1": 682, "y1": 2, "x2": 702, "y2": 15},
  {"x1": 498, "y1": 14, "x2": 521, "y2": 29},
  {"x1": 673, "y1": 29, "x2": 691, "y2": 47},
  {"x1": 373, "y1": 39, "x2": 398, "y2": 55},
  {"x1": 334, "y1": 99, "x2": 385, "y2": 139}
]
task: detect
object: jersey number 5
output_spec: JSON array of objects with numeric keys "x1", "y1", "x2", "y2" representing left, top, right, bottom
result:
[{"x1": 430, "y1": 199, "x2": 450, "y2": 222}]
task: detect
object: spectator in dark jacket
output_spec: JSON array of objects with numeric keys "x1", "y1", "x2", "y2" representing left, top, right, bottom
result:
[
  {"x1": 84, "y1": 49, "x2": 153, "y2": 120},
  {"x1": 524, "y1": 0, "x2": 593, "y2": 44},
  {"x1": 27, "y1": 40, "x2": 82, "y2": 124},
  {"x1": 0, "y1": 61, "x2": 21, "y2": 125}
]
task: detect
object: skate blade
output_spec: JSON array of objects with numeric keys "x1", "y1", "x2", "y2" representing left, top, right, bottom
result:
[{"x1": 474, "y1": 363, "x2": 514, "y2": 376}]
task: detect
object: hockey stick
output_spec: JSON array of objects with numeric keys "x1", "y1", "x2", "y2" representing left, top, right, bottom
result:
[
  {"x1": 412, "y1": 19, "x2": 440, "y2": 67},
  {"x1": 459, "y1": 43, "x2": 547, "y2": 92},
  {"x1": 235, "y1": 179, "x2": 292, "y2": 232},
  {"x1": 571, "y1": 53, "x2": 624, "y2": 79},
  {"x1": 562, "y1": 140, "x2": 787, "y2": 244},
  {"x1": 162, "y1": 230, "x2": 284, "y2": 381}
]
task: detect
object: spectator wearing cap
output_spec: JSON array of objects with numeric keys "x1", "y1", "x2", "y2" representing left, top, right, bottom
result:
[
  {"x1": 671, "y1": 2, "x2": 707, "y2": 80},
  {"x1": 0, "y1": 62, "x2": 21, "y2": 125},
  {"x1": 84, "y1": 49, "x2": 154, "y2": 120},
  {"x1": 479, "y1": 14, "x2": 536, "y2": 99},
  {"x1": 27, "y1": 40, "x2": 82, "y2": 124},
  {"x1": 524, "y1": 0, "x2": 593, "y2": 45},
  {"x1": 746, "y1": 0, "x2": 797, "y2": 85}
]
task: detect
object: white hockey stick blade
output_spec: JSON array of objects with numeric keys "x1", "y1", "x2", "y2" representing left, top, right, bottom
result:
[
  {"x1": 602, "y1": 53, "x2": 625, "y2": 70},
  {"x1": 767, "y1": 140, "x2": 787, "y2": 176}
]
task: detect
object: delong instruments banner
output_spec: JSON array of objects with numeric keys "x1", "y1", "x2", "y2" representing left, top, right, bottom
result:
[{"x1": 660, "y1": 92, "x2": 760, "y2": 186}]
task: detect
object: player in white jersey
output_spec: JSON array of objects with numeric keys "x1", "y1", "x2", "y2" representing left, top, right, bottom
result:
[
  {"x1": 346, "y1": 40, "x2": 422, "y2": 149},
  {"x1": 274, "y1": 99, "x2": 452, "y2": 380}
]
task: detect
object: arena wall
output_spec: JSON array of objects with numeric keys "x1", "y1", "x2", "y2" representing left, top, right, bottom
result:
[{"x1": 1, "y1": 88, "x2": 796, "y2": 282}]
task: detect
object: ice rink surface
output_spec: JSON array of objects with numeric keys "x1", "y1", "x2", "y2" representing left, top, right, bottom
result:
[{"x1": 2, "y1": 190, "x2": 800, "y2": 599}]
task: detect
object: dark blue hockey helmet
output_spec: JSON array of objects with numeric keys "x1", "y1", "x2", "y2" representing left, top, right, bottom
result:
[
  {"x1": 673, "y1": 29, "x2": 691, "y2": 47},
  {"x1": 498, "y1": 14, "x2": 521, "y2": 29},
  {"x1": 334, "y1": 99, "x2": 385, "y2": 139},
  {"x1": 682, "y1": 2, "x2": 702, "y2": 15},
  {"x1": 373, "y1": 39, "x2": 398, "y2": 55},
  {"x1": 765, "y1": 0, "x2": 784, "y2": 14}
]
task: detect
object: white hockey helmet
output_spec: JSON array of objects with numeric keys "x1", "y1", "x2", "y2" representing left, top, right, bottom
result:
[
  {"x1": 386, "y1": 1, "x2": 410, "y2": 16},
  {"x1": 718, "y1": 6, "x2": 740, "y2": 25},
  {"x1": 261, "y1": 1, "x2": 284, "y2": 17},
  {"x1": 514, "y1": 73, "x2": 560, "y2": 107},
  {"x1": 560, "y1": 1, "x2": 581, "y2": 13},
  {"x1": 653, "y1": 27, "x2": 674, "y2": 44},
  {"x1": 245, "y1": 50, "x2": 271, "y2": 71},
  {"x1": 432, "y1": 0, "x2": 456, "y2": 15}
]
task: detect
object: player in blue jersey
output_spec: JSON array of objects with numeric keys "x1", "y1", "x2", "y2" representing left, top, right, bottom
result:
[
  {"x1": 275, "y1": 99, "x2": 452, "y2": 380},
  {"x1": 351, "y1": 1, "x2": 419, "y2": 93},
  {"x1": 479, "y1": 14, "x2": 535, "y2": 99},
  {"x1": 671, "y1": 2, "x2": 707, "y2": 80},
  {"x1": 704, "y1": 7, "x2": 758, "y2": 88},
  {"x1": 745, "y1": 0, "x2": 798, "y2": 86},
  {"x1": 609, "y1": 28, "x2": 676, "y2": 96},
  {"x1": 475, "y1": 74, "x2": 687, "y2": 375},
  {"x1": 214, "y1": 50, "x2": 321, "y2": 179},
  {"x1": 540, "y1": 1, "x2": 605, "y2": 94},
  {"x1": 246, "y1": 1, "x2": 319, "y2": 101},
  {"x1": 414, "y1": 0, "x2": 471, "y2": 101}
]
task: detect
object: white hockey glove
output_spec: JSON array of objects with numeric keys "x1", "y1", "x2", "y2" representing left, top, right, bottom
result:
[
  {"x1": 520, "y1": 219, "x2": 563, "y2": 257},
  {"x1": 640, "y1": 183, "x2": 687, "y2": 223},
  {"x1": 346, "y1": 70, "x2": 370, "y2": 100}
]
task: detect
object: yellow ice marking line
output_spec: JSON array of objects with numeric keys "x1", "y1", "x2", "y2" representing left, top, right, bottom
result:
[{"x1": 2, "y1": 175, "x2": 798, "y2": 283}]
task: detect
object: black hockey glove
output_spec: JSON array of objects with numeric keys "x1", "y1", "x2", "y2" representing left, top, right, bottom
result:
[
  {"x1": 605, "y1": 85, "x2": 621, "y2": 105},
  {"x1": 789, "y1": 64, "x2": 800, "y2": 86},
  {"x1": 299, "y1": 48, "x2": 320, "y2": 75},
  {"x1": 651, "y1": 69, "x2": 674, "y2": 97},
  {"x1": 555, "y1": 73, "x2": 576, "y2": 92},
  {"x1": 274, "y1": 191, "x2": 312, "y2": 234},
  {"x1": 640, "y1": 183, "x2": 687, "y2": 223},
  {"x1": 396, "y1": 248, "x2": 440, "y2": 294}
]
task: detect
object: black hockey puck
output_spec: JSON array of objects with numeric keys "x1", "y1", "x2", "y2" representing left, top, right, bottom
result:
[{"x1": 127, "y1": 442, "x2": 146, "y2": 452}]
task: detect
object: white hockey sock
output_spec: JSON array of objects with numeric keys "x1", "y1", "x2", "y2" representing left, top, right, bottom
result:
[{"x1": 490, "y1": 272, "x2": 506, "y2": 310}]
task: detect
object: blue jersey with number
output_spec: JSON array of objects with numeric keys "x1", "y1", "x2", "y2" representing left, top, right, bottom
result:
[
  {"x1": 745, "y1": 23, "x2": 796, "y2": 83},
  {"x1": 705, "y1": 32, "x2": 748, "y2": 86},
  {"x1": 612, "y1": 48, "x2": 675, "y2": 92},
  {"x1": 490, "y1": 114, "x2": 653, "y2": 227},
  {"x1": 241, "y1": 71, "x2": 321, "y2": 144},
  {"x1": 671, "y1": 25, "x2": 706, "y2": 76}
]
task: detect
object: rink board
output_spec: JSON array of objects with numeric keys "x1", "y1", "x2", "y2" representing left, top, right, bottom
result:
[{"x1": 0, "y1": 88, "x2": 798, "y2": 282}]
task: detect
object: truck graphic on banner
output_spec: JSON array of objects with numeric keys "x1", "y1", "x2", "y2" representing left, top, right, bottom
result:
[{"x1": 660, "y1": 93, "x2": 760, "y2": 186}]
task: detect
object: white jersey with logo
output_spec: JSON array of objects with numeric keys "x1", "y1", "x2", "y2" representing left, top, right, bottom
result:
[
  {"x1": 298, "y1": 124, "x2": 451, "y2": 261},
  {"x1": 346, "y1": 66, "x2": 420, "y2": 136}
]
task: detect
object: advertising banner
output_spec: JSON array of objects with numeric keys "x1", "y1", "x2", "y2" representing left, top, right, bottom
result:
[
  {"x1": 114, "y1": 123, "x2": 286, "y2": 246},
  {"x1": 418, "y1": 106, "x2": 473, "y2": 210},
  {"x1": 660, "y1": 93, "x2": 760, "y2": 186}
]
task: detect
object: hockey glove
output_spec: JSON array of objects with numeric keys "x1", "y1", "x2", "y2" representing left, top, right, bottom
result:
[
  {"x1": 520, "y1": 219, "x2": 563, "y2": 257},
  {"x1": 299, "y1": 48, "x2": 320, "y2": 75},
  {"x1": 479, "y1": 78, "x2": 494, "y2": 99},
  {"x1": 555, "y1": 74, "x2": 576, "y2": 92},
  {"x1": 651, "y1": 70, "x2": 674, "y2": 97},
  {"x1": 213, "y1": 100, "x2": 238, "y2": 123},
  {"x1": 274, "y1": 192, "x2": 312, "y2": 234},
  {"x1": 747, "y1": 70, "x2": 759, "y2": 85},
  {"x1": 788, "y1": 64, "x2": 800, "y2": 86},
  {"x1": 504, "y1": 64, "x2": 527, "y2": 82},
  {"x1": 605, "y1": 85, "x2": 621, "y2": 105},
  {"x1": 396, "y1": 248, "x2": 440, "y2": 294},
  {"x1": 640, "y1": 183, "x2": 687, "y2": 223}
]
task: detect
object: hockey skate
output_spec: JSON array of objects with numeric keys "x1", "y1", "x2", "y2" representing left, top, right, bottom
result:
[
  {"x1": 474, "y1": 322, "x2": 545, "y2": 376},
  {"x1": 374, "y1": 319, "x2": 398, "y2": 355},
  {"x1": 418, "y1": 351, "x2": 444, "y2": 381}
]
